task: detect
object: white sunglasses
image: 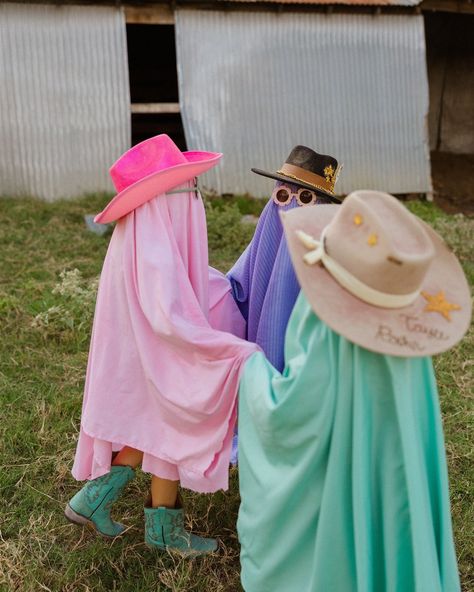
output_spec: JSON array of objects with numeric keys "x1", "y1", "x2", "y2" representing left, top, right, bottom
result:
[{"x1": 272, "y1": 184, "x2": 318, "y2": 207}]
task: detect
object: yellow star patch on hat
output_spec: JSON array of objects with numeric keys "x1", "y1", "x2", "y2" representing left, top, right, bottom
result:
[
  {"x1": 367, "y1": 233, "x2": 378, "y2": 246},
  {"x1": 324, "y1": 165, "x2": 335, "y2": 184},
  {"x1": 421, "y1": 290, "x2": 461, "y2": 321}
]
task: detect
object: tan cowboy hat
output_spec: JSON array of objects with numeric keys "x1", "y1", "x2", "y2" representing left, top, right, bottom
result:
[{"x1": 281, "y1": 190, "x2": 471, "y2": 357}]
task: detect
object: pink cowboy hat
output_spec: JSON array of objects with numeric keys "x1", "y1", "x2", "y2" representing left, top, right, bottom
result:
[{"x1": 95, "y1": 134, "x2": 222, "y2": 224}]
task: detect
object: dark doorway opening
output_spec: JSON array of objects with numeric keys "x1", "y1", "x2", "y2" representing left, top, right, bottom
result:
[
  {"x1": 424, "y1": 13, "x2": 474, "y2": 154},
  {"x1": 424, "y1": 13, "x2": 474, "y2": 214},
  {"x1": 126, "y1": 24, "x2": 187, "y2": 150}
]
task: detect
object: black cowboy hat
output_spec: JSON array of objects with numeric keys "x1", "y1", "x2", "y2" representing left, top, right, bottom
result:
[{"x1": 252, "y1": 145, "x2": 342, "y2": 203}]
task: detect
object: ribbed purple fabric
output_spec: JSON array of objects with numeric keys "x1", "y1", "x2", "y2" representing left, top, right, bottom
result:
[{"x1": 228, "y1": 184, "x2": 331, "y2": 372}]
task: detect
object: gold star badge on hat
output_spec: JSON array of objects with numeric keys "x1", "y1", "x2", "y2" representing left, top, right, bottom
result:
[
  {"x1": 421, "y1": 290, "x2": 461, "y2": 321},
  {"x1": 324, "y1": 165, "x2": 335, "y2": 184},
  {"x1": 367, "y1": 233, "x2": 378, "y2": 246}
]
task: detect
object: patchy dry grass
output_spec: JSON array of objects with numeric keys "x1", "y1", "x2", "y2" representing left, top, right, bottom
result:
[{"x1": 0, "y1": 194, "x2": 472, "y2": 591}]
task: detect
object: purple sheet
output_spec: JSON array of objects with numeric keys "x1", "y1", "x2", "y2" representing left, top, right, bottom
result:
[{"x1": 228, "y1": 182, "x2": 331, "y2": 372}]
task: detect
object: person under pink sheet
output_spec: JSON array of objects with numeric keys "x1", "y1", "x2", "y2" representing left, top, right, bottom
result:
[{"x1": 65, "y1": 135, "x2": 257, "y2": 556}]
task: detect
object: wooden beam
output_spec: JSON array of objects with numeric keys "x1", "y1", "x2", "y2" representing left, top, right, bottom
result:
[
  {"x1": 131, "y1": 103, "x2": 180, "y2": 114},
  {"x1": 420, "y1": 0, "x2": 474, "y2": 13},
  {"x1": 125, "y1": 4, "x2": 174, "y2": 25}
]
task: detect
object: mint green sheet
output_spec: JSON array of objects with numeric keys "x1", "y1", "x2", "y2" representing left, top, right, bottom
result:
[{"x1": 238, "y1": 292, "x2": 460, "y2": 592}]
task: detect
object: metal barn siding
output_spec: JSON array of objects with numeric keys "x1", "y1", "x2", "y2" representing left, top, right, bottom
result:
[
  {"x1": 0, "y1": 4, "x2": 130, "y2": 200},
  {"x1": 176, "y1": 10, "x2": 431, "y2": 197},
  {"x1": 224, "y1": 0, "x2": 421, "y2": 5}
]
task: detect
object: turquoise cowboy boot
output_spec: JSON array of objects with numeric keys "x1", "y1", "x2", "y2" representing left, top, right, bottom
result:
[
  {"x1": 144, "y1": 500, "x2": 218, "y2": 556},
  {"x1": 65, "y1": 465, "x2": 135, "y2": 538}
]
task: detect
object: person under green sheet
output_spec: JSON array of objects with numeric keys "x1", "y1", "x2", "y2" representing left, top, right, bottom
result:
[{"x1": 237, "y1": 190, "x2": 471, "y2": 592}]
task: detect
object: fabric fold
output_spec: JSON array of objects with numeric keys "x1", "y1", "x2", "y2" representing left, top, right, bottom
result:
[
  {"x1": 228, "y1": 197, "x2": 301, "y2": 372},
  {"x1": 73, "y1": 189, "x2": 257, "y2": 492},
  {"x1": 238, "y1": 292, "x2": 460, "y2": 591}
]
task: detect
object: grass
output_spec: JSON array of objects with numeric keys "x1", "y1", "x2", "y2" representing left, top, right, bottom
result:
[{"x1": 0, "y1": 193, "x2": 472, "y2": 591}]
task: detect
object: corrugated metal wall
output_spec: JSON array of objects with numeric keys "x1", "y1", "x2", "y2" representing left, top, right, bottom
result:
[
  {"x1": 0, "y1": 4, "x2": 130, "y2": 200},
  {"x1": 176, "y1": 10, "x2": 432, "y2": 197}
]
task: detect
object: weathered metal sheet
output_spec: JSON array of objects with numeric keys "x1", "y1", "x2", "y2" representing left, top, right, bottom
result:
[
  {"x1": 218, "y1": 0, "x2": 421, "y2": 5},
  {"x1": 176, "y1": 10, "x2": 431, "y2": 197},
  {"x1": 0, "y1": 4, "x2": 130, "y2": 200}
]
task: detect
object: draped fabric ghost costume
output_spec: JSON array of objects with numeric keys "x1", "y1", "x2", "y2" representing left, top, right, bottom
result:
[
  {"x1": 238, "y1": 188, "x2": 471, "y2": 591},
  {"x1": 237, "y1": 294, "x2": 461, "y2": 592},
  {"x1": 228, "y1": 145, "x2": 340, "y2": 372},
  {"x1": 228, "y1": 182, "x2": 331, "y2": 372},
  {"x1": 72, "y1": 184, "x2": 258, "y2": 493}
]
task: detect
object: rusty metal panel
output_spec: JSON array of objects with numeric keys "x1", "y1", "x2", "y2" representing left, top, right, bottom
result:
[
  {"x1": 0, "y1": 4, "x2": 130, "y2": 200},
  {"x1": 176, "y1": 10, "x2": 431, "y2": 197},
  {"x1": 217, "y1": 0, "x2": 420, "y2": 5}
]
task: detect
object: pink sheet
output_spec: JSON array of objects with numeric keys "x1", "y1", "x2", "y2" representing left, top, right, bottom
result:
[
  {"x1": 208, "y1": 266, "x2": 246, "y2": 339},
  {"x1": 72, "y1": 187, "x2": 257, "y2": 492}
]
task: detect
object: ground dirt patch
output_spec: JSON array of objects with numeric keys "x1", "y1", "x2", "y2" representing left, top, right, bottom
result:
[{"x1": 431, "y1": 151, "x2": 474, "y2": 216}]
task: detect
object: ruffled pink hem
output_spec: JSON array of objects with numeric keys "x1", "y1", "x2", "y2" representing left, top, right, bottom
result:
[{"x1": 71, "y1": 417, "x2": 234, "y2": 493}]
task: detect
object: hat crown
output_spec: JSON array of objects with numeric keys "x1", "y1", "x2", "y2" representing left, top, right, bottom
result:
[
  {"x1": 286, "y1": 145, "x2": 338, "y2": 177},
  {"x1": 109, "y1": 134, "x2": 188, "y2": 193},
  {"x1": 325, "y1": 191, "x2": 435, "y2": 295}
]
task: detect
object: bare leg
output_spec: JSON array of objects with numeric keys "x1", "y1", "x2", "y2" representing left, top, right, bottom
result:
[
  {"x1": 151, "y1": 476, "x2": 179, "y2": 508},
  {"x1": 112, "y1": 446, "x2": 144, "y2": 468},
  {"x1": 112, "y1": 448, "x2": 178, "y2": 508},
  {"x1": 144, "y1": 476, "x2": 217, "y2": 554}
]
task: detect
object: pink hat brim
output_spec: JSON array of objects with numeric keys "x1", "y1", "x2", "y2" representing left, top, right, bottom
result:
[
  {"x1": 95, "y1": 151, "x2": 222, "y2": 224},
  {"x1": 281, "y1": 205, "x2": 471, "y2": 357}
]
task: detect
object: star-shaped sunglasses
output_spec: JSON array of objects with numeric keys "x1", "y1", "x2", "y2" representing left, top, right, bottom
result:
[{"x1": 271, "y1": 183, "x2": 319, "y2": 207}]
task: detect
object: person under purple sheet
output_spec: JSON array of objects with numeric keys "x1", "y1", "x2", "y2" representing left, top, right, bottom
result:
[{"x1": 228, "y1": 145, "x2": 342, "y2": 373}]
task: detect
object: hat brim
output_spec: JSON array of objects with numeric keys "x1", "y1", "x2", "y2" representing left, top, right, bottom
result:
[
  {"x1": 251, "y1": 168, "x2": 341, "y2": 203},
  {"x1": 95, "y1": 151, "x2": 222, "y2": 224},
  {"x1": 281, "y1": 205, "x2": 471, "y2": 357}
]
